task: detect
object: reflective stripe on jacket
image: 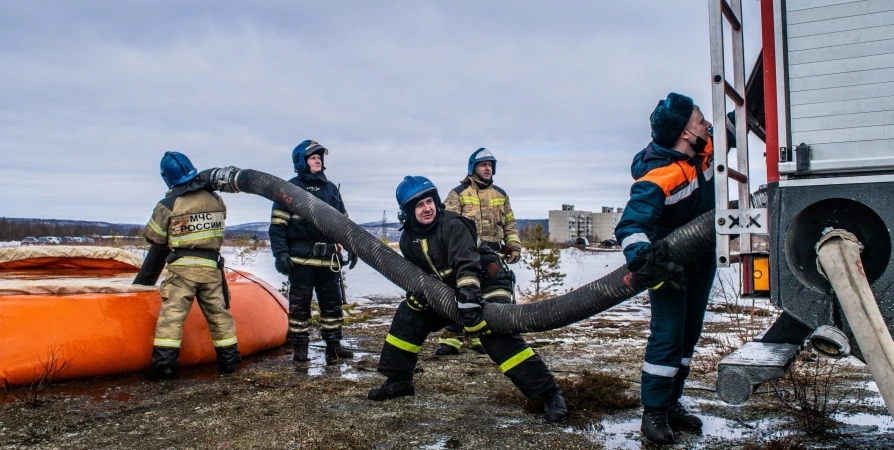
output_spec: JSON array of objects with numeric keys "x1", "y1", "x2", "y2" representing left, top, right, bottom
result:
[
  {"x1": 443, "y1": 175, "x2": 519, "y2": 246},
  {"x1": 614, "y1": 139, "x2": 716, "y2": 264},
  {"x1": 399, "y1": 211, "x2": 482, "y2": 297},
  {"x1": 269, "y1": 171, "x2": 348, "y2": 258}
]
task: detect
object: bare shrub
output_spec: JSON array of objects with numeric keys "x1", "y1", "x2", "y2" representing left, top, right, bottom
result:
[
  {"x1": 692, "y1": 269, "x2": 779, "y2": 375},
  {"x1": 769, "y1": 353, "x2": 867, "y2": 436},
  {"x1": 3, "y1": 345, "x2": 73, "y2": 405},
  {"x1": 229, "y1": 234, "x2": 259, "y2": 265}
]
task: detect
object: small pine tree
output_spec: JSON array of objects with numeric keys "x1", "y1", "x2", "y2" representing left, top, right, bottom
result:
[{"x1": 518, "y1": 224, "x2": 565, "y2": 303}]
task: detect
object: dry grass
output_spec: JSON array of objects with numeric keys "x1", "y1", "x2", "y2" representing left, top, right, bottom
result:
[
  {"x1": 743, "y1": 435, "x2": 806, "y2": 450},
  {"x1": 512, "y1": 371, "x2": 641, "y2": 424}
]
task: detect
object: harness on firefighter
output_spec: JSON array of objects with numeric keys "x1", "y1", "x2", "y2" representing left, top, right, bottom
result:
[
  {"x1": 165, "y1": 248, "x2": 231, "y2": 309},
  {"x1": 478, "y1": 242, "x2": 516, "y2": 304}
]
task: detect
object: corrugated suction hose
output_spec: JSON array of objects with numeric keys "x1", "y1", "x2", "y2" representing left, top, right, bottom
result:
[{"x1": 203, "y1": 167, "x2": 715, "y2": 333}]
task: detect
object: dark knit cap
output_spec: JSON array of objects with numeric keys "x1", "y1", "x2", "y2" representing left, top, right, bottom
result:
[{"x1": 650, "y1": 93, "x2": 694, "y2": 148}]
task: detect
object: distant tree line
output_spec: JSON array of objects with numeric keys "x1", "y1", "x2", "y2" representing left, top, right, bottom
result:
[{"x1": 0, "y1": 217, "x2": 142, "y2": 241}]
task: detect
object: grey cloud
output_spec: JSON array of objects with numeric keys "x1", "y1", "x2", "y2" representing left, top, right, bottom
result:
[{"x1": 0, "y1": 0, "x2": 765, "y2": 225}]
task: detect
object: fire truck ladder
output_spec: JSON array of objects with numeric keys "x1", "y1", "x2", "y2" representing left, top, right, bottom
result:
[{"x1": 708, "y1": 0, "x2": 767, "y2": 268}]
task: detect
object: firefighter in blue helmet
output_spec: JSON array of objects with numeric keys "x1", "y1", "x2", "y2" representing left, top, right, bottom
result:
[
  {"x1": 614, "y1": 93, "x2": 735, "y2": 445},
  {"x1": 435, "y1": 148, "x2": 523, "y2": 356},
  {"x1": 269, "y1": 140, "x2": 356, "y2": 364},
  {"x1": 367, "y1": 176, "x2": 568, "y2": 423},
  {"x1": 144, "y1": 151, "x2": 239, "y2": 379}
]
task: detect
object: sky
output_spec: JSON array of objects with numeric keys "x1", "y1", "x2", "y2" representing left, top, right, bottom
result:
[{"x1": 0, "y1": 0, "x2": 766, "y2": 226}]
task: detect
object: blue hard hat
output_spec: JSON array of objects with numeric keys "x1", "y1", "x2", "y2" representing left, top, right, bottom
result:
[
  {"x1": 292, "y1": 140, "x2": 329, "y2": 173},
  {"x1": 467, "y1": 148, "x2": 497, "y2": 176},
  {"x1": 396, "y1": 175, "x2": 441, "y2": 218},
  {"x1": 160, "y1": 151, "x2": 198, "y2": 188}
]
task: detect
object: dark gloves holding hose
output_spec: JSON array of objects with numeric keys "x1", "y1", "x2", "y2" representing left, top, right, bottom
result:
[
  {"x1": 456, "y1": 288, "x2": 491, "y2": 336},
  {"x1": 344, "y1": 251, "x2": 358, "y2": 270},
  {"x1": 275, "y1": 253, "x2": 293, "y2": 275},
  {"x1": 627, "y1": 240, "x2": 686, "y2": 291}
]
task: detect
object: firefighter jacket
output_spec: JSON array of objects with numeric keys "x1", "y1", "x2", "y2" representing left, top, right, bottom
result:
[
  {"x1": 443, "y1": 174, "x2": 520, "y2": 249},
  {"x1": 399, "y1": 211, "x2": 483, "y2": 298},
  {"x1": 614, "y1": 139, "x2": 717, "y2": 264},
  {"x1": 144, "y1": 183, "x2": 226, "y2": 277},
  {"x1": 269, "y1": 171, "x2": 347, "y2": 258}
]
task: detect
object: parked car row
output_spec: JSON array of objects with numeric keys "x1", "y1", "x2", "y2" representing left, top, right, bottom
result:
[{"x1": 20, "y1": 236, "x2": 96, "y2": 246}]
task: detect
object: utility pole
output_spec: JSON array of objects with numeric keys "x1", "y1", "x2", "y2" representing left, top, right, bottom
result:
[{"x1": 380, "y1": 210, "x2": 388, "y2": 239}]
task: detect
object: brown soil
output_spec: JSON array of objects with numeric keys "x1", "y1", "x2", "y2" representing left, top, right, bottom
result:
[{"x1": 2, "y1": 299, "x2": 892, "y2": 450}]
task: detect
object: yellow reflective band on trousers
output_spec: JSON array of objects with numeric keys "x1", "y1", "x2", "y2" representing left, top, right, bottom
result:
[
  {"x1": 169, "y1": 257, "x2": 218, "y2": 268},
  {"x1": 438, "y1": 337, "x2": 463, "y2": 349},
  {"x1": 499, "y1": 347, "x2": 535, "y2": 373},
  {"x1": 459, "y1": 196, "x2": 480, "y2": 205},
  {"x1": 271, "y1": 210, "x2": 290, "y2": 220},
  {"x1": 154, "y1": 338, "x2": 182, "y2": 348},
  {"x1": 213, "y1": 336, "x2": 238, "y2": 347},
  {"x1": 386, "y1": 334, "x2": 422, "y2": 353},
  {"x1": 270, "y1": 217, "x2": 288, "y2": 226},
  {"x1": 169, "y1": 229, "x2": 225, "y2": 246}
]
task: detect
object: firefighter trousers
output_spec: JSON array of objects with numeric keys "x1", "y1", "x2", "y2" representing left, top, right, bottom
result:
[
  {"x1": 151, "y1": 268, "x2": 239, "y2": 370},
  {"x1": 287, "y1": 262, "x2": 344, "y2": 344},
  {"x1": 641, "y1": 253, "x2": 717, "y2": 407},
  {"x1": 378, "y1": 298, "x2": 558, "y2": 400}
]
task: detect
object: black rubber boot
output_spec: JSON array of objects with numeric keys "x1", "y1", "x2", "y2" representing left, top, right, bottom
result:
[
  {"x1": 469, "y1": 337, "x2": 486, "y2": 354},
  {"x1": 292, "y1": 333, "x2": 310, "y2": 362},
  {"x1": 148, "y1": 347, "x2": 179, "y2": 381},
  {"x1": 325, "y1": 340, "x2": 354, "y2": 364},
  {"x1": 434, "y1": 344, "x2": 459, "y2": 356},
  {"x1": 293, "y1": 342, "x2": 309, "y2": 362},
  {"x1": 367, "y1": 379, "x2": 415, "y2": 401},
  {"x1": 542, "y1": 388, "x2": 569, "y2": 423},
  {"x1": 641, "y1": 406, "x2": 675, "y2": 445},
  {"x1": 215, "y1": 344, "x2": 241, "y2": 375},
  {"x1": 668, "y1": 400, "x2": 703, "y2": 431}
]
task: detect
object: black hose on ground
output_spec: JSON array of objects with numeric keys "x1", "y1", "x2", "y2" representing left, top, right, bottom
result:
[{"x1": 204, "y1": 167, "x2": 715, "y2": 333}]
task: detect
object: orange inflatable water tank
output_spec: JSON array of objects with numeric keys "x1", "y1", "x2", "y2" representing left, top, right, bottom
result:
[{"x1": 0, "y1": 246, "x2": 288, "y2": 387}]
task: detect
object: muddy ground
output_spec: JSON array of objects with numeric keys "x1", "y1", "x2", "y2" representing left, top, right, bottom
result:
[{"x1": 2, "y1": 295, "x2": 893, "y2": 450}]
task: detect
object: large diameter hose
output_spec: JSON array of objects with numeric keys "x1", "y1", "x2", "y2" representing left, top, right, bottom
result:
[
  {"x1": 205, "y1": 167, "x2": 715, "y2": 333},
  {"x1": 817, "y1": 230, "x2": 894, "y2": 417}
]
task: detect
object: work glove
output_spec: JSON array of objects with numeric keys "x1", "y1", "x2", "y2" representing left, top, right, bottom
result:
[
  {"x1": 274, "y1": 253, "x2": 293, "y2": 275},
  {"x1": 502, "y1": 242, "x2": 522, "y2": 264},
  {"x1": 627, "y1": 240, "x2": 686, "y2": 291},
  {"x1": 460, "y1": 307, "x2": 491, "y2": 336},
  {"x1": 456, "y1": 289, "x2": 491, "y2": 335},
  {"x1": 344, "y1": 251, "x2": 358, "y2": 270},
  {"x1": 405, "y1": 291, "x2": 429, "y2": 312}
]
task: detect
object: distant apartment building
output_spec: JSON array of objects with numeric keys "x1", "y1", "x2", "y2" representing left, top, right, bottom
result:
[{"x1": 547, "y1": 204, "x2": 624, "y2": 244}]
